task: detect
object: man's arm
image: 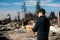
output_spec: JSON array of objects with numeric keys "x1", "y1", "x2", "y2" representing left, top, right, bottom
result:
[{"x1": 32, "y1": 17, "x2": 45, "y2": 32}]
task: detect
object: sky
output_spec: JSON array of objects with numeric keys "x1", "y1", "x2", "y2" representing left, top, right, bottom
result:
[{"x1": 0, "y1": 0, "x2": 60, "y2": 19}]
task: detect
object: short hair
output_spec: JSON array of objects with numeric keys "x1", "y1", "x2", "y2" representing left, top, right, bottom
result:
[{"x1": 37, "y1": 8, "x2": 46, "y2": 14}]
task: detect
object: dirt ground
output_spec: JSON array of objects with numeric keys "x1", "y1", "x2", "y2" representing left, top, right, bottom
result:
[{"x1": 0, "y1": 29, "x2": 60, "y2": 40}]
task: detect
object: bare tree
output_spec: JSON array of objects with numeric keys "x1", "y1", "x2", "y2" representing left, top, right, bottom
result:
[
  {"x1": 35, "y1": 0, "x2": 41, "y2": 21},
  {"x1": 49, "y1": 11, "x2": 57, "y2": 25}
]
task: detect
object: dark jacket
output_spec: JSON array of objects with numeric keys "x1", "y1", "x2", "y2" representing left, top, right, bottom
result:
[{"x1": 32, "y1": 16, "x2": 50, "y2": 40}]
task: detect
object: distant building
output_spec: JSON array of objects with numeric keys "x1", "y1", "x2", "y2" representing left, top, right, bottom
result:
[{"x1": 58, "y1": 11, "x2": 60, "y2": 27}]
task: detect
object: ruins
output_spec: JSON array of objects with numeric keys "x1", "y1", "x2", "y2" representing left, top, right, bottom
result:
[{"x1": 58, "y1": 11, "x2": 60, "y2": 27}]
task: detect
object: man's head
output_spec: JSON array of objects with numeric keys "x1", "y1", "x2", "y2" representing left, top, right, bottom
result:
[{"x1": 37, "y1": 8, "x2": 46, "y2": 17}]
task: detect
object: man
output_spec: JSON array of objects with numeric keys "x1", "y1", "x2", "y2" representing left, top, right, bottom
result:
[{"x1": 32, "y1": 8, "x2": 50, "y2": 40}]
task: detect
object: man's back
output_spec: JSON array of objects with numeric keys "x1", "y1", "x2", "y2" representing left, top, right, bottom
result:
[
  {"x1": 32, "y1": 16, "x2": 50, "y2": 40},
  {"x1": 38, "y1": 16, "x2": 50, "y2": 37}
]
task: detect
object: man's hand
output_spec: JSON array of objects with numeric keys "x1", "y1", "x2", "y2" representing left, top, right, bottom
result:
[{"x1": 32, "y1": 32, "x2": 36, "y2": 37}]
